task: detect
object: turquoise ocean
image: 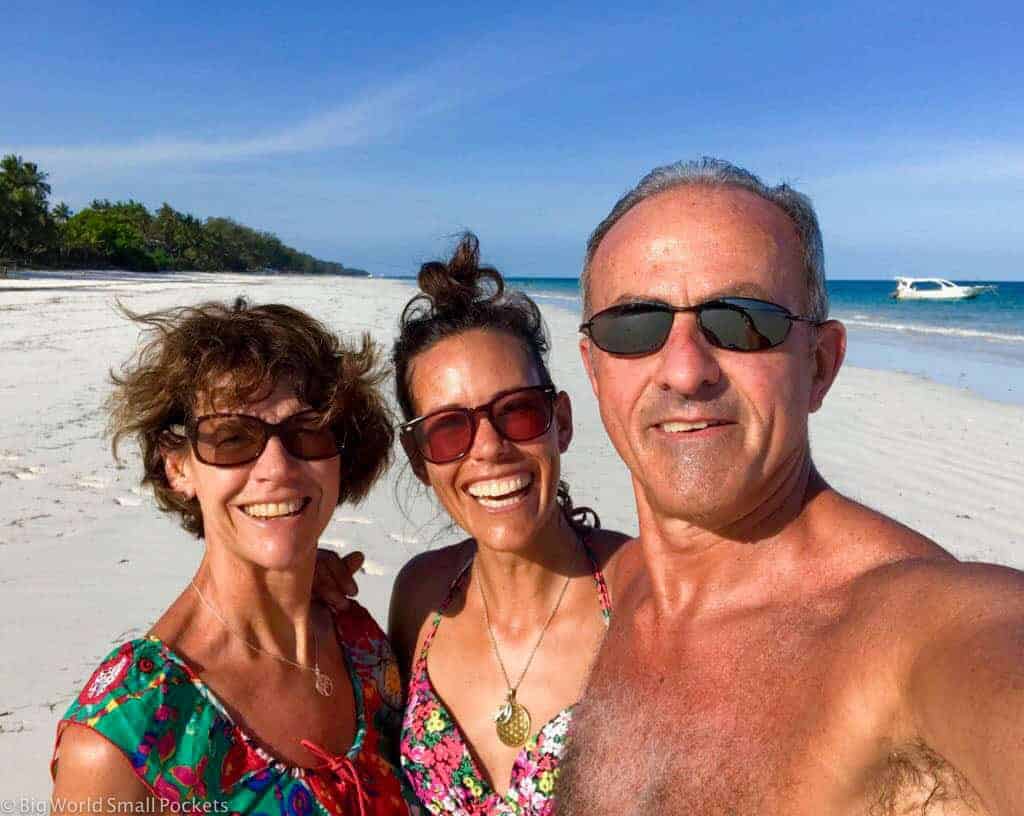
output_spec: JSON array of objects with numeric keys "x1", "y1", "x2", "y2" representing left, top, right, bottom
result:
[{"x1": 499, "y1": 278, "x2": 1024, "y2": 405}]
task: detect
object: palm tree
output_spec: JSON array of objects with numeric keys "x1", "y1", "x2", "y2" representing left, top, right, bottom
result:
[
  {"x1": 51, "y1": 202, "x2": 73, "y2": 263},
  {"x1": 52, "y1": 201, "x2": 72, "y2": 224},
  {"x1": 0, "y1": 154, "x2": 54, "y2": 260}
]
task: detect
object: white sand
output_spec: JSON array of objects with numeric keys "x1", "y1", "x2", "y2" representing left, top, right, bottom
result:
[{"x1": 1, "y1": 271, "x2": 1021, "y2": 799}]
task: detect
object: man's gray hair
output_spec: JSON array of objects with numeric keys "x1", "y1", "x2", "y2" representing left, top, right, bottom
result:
[{"x1": 581, "y1": 157, "x2": 829, "y2": 321}]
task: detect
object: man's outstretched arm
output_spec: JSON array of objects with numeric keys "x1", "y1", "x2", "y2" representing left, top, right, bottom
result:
[{"x1": 908, "y1": 564, "x2": 1024, "y2": 815}]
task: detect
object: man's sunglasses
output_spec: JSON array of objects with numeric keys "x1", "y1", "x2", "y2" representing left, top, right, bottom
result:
[
  {"x1": 176, "y1": 410, "x2": 340, "y2": 467},
  {"x1": 579, "y1": 297, "x2": 823, "y2": 356},
  {"x1": 400, "y1": 385, "x2": 557, "y2": 465}
]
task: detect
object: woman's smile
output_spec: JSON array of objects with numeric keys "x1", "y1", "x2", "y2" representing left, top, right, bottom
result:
[
  {"x1": 465, "y1": 471, "x2": 536, "y2": 510},
  {"x1": 237, "y1": 496, "x2": 312, "y2": 519}
]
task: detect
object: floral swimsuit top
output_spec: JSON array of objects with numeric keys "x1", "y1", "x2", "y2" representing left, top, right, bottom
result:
[
  {"x1": 52, "y1": 602, "x2": 420, "y2": 816},
  {"x1": 400, "y1": 541, "x2": 612, "y2": 816}
]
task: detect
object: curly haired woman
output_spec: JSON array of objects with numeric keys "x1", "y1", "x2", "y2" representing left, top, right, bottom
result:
[{"x1": 51, "y1": 298, "x2": 417, "y2": 815}]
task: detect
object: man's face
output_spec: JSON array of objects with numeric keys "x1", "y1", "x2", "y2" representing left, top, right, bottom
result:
[{"x1": 580, "y1": 186, "x2": 838, "y2": 530}]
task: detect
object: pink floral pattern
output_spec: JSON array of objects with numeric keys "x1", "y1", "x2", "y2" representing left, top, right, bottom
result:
[{"x1": 400, "y1": 543, "x2": 610, "y2": 815}]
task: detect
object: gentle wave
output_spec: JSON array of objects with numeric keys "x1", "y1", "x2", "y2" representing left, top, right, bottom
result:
[
  {"x1": 519, "y1": 290, "x2": 582, "y2": 304},
  {"x1": 839, "y1": 316, "x2": 1024, "y2": 344}
]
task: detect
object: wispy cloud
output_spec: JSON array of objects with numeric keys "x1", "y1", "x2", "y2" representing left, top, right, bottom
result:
[
  {"x1": 4, "y1": 39, "x2": 585, "y2": 175},
  {"x1": 6, "y1": 75, "x2": 447, "y2": 173}
]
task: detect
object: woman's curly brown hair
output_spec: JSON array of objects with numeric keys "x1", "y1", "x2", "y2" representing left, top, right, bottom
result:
[{"x1": 108, "y1": 297, "x2": 394, "y2": 537}]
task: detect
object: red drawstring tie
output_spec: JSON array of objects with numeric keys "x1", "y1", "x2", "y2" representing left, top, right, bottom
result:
[{"x1": 301, "y1": 739, "x2": 369, "y2": 816}]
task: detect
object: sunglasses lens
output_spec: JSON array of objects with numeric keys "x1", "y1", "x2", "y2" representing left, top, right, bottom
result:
[
  {"x1": 279, "y1": 415, "x2": 339, "y2": 460},
  {"x1": 416, "y1": 411, "x2": 474, "y2": 463},
  {"x1": 194, "y1": 415, "x2": 265, "y2": 466},
  {"x1": 493, "y1": 388, "x2": 553, "y2": 442},
  {"x1": 699, "y1": 300, "x2": 792, "y2": 351},
  {"x1": 589, "y1": 306, "x2": 675, "y2": 355}
]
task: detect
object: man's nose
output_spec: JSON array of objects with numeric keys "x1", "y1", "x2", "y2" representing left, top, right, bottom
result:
[{"x1": 652, "y1": 313, "x2": 721, "y2": 396}]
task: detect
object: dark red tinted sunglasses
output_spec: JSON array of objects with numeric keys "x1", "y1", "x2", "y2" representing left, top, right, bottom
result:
[{"x1": 400, "y1": 385, "x2": 557, "y2": 464}]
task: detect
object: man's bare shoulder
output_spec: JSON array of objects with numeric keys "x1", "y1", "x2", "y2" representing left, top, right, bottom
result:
[
  {"x1": 856, "y1": 553, "x2": 1024, "y2": 628},
  {"x1": 822, "y1": 491, "x2": 1024, "y2": 635},
  {"x1": 812, "y1": 488, "x2": 952, "y2": 566},
  {"x1": 802, "y1": 490, "x2": 1024, "y2": 647}
]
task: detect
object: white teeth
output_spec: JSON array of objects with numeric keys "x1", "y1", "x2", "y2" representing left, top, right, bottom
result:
[
  {"x1": 476, "y1": 494, "x2": 527, "y2": 509},
  {"x1": 241, "y1": 500, "x2": 305, "y2": 519},
  {"x1": 467, "y1": 474, "x2": 532, "y2": 498},
  {"x1": 661, "y1": 421, "x2": 715, "y2": 433}
]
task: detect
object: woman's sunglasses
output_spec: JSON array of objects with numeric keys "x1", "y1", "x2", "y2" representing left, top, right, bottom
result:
[
  {"x1": 579, "y1": 297, "x2": 823, "y2": 356},
  {"x1": 178, "y1": 410, "x2": 340, "y2": 467},
  {"x1": 400, "y1": 385, "x2": 557, "y2": 465}
]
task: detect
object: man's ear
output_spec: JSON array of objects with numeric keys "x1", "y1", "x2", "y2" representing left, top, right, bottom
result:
[
  {"x1": 809, "y1": 320, "x2": 846, "y2": 413},
  {"x1": 554, "y1": 391, "x2": 573, "y2": 453},
  {"x1": 163, "y1": 444, "x2": 196, "y2": 499},
  {"x1": 400, "y1": 434, "x2": 430, "y2": 485},
  {"x1": 579, "y1": 337, "x2": 601, "y2": 400}
]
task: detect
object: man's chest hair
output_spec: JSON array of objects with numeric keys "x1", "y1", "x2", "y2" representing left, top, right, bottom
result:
[
  {"x1": 584, "y1": 640, "x2": 830, "y2": 814},
  {"x1": 563, "y1": 609, "x2": 981, "y2": 816}
]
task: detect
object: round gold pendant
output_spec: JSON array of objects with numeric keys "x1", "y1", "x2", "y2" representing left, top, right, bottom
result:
[{"x1": 496, "y1": 700, "x2": 532, "y2": 747}]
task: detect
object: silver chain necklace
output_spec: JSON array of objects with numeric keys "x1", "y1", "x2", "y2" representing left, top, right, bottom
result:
[{"x1": 189, "y1": 580, "x2": 334, "y2": 697}]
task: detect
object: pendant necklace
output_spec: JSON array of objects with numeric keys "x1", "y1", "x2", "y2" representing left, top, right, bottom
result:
[
  {"x1": 477, "y1": 545, "x2": 576, "y2": 748},
  {"x1": 190, "y1": 580, "x2": 334, "y2": 697}
]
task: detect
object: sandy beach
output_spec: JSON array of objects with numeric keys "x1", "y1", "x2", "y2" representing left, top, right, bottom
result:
[{"x1": 1, "y1": 271, "x2": 1022, "y2": 800}]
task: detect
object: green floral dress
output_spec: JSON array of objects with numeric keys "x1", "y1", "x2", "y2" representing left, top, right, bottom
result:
[{"x1": 52, "y1": 602, "x2": 419, "y2": 816}]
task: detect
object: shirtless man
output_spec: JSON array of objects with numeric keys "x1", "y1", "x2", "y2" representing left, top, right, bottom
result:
[{"x1": 556, "y1": 158, "x2": 1024, "y2": 815}]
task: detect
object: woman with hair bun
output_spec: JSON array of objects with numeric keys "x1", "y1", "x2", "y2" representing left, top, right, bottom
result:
[{"x1": 388, "y1": 234, "x2": 629, "y2": 815}]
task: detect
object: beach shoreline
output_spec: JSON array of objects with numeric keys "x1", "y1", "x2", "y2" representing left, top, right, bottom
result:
[{"x1": 1, "y1": 271, "x2": 1021, "y2": 799}]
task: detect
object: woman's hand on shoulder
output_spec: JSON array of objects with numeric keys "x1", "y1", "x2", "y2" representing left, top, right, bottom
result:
[
  {"x1": 312, "y1": 549, "x2": 366, "y2": 610},
  {"x1": 53, "y1": 723, "x2": 154, "y2": 807}
]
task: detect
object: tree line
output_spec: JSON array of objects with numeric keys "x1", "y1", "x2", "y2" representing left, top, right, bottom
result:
[{"x1": 0, "y1": 154, "x2": 366, "y2": 275}]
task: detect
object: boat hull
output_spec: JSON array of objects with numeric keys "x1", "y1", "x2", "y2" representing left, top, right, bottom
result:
[
  {"x1": 892, "y1": 290, "x2": 982, "y2": 301},
  {"x1": 890, "y1": 282, "x2": 996, "y2": 301}
]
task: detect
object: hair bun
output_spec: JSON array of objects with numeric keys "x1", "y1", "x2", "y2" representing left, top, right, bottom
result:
[{"x1": 417, "y1": 232, "x2": 504, "y2": 313}]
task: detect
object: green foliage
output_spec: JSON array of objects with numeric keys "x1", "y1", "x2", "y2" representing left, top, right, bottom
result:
[
  {"x1": 64, "y1": 203, "x2": 155, "y2": 270},
  {"x1": 0, "y1": 155, "x2": 55, "y2": 260},
  {"x1": 0, "y1": 155, "x2": 360, "y2": 275}
]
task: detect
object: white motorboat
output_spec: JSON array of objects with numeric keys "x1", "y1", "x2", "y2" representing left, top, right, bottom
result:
[{"x1": 891, "y1": 277, "x2": 997, "y2": 301}]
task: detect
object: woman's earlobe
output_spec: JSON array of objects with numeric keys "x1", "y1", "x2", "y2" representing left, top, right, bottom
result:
[{"x1": 163, "y1": 448, "x2": 195, "y2": 499}]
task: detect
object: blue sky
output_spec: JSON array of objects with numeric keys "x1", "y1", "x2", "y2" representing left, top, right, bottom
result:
[{"x1": 3, "y1": 1, "x2": 1022, "y2": 279}]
